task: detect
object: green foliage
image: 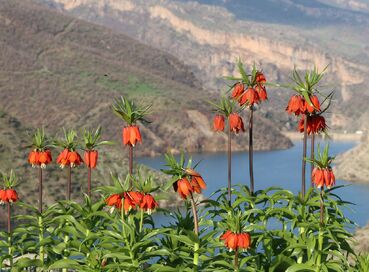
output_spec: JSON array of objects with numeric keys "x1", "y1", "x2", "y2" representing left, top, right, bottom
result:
[
  {"x1": 308, "y1": 143, "x2": 335, "y2": 169},
  {"x1": 1, "y1": 170, "x2": 17, "y2": 188},
  {"x1": 55, "y1": 128, "x2": 79, "y2": 151},
  {"x1": 208, "y1": 95, "x2": 238, "y2": 117},
  {"x1": 0, "y1": 179, "x2": 364, "y2": 271},
  {"x1": 82, "y1": 126, "x2": 113, "y2": 151},
  {"x1": 30, "y1": 128, "x2": 52, "y2": 151},
  {"x1": 112, "y1": 96, "x2": 151, "y2": 125}
]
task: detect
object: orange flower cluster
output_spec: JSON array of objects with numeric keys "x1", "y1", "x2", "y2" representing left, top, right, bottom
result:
[
  {"x1": 213, "y1": 113, "x2": 245, "y2": 134},
  {"x1": 84, "y1": 150, "x2": 98, "y2": 169},
  {"x1": 220, "y1": 231, "x2": 251, "y2": 251},
  {"x1": 105, "y1": 191, "x2": 158, "y2": 214},
  {"x1": 0, "y1": 189, "x2": 18, "y2": 204},
  {"x1": 173, "y1": 169, "x2": 206, "y2": 199},
  {"x1": 298, "y1": 115, "x2": 326, "y2": 135},
  {"x1": 28, "y1": 150, "x2": 52, "y2": 168},
  {"x1": 123, "y1": 125, "x2": 142, "y2": 146},
  {"x1": 231, "y1": 72, "x2": 268, "y2": 106},
  {"x1": 56, "y1": 149, "x2": 83, "y2": 168},
  {"x1": 286, "y1": 95, "x2": 321, "y2": 116},
  {"x1": 312, "y1": 168, "x2": 335, "y2": 189}
]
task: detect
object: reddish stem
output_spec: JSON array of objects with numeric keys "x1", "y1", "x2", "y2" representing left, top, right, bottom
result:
[
  {"x1": 301, "y1": 114, "x2": 308, "y2": 198},
  {"x1": 67, "y1": 165, "x2": 71, "y2": 201},
  {"x1": 7, "y1": 202, "x2": 11, "y2": 234},
  {"x1": 249, "y1": 108, "x2": 254, "y2": 194},
  {"x1": 227, "y1": 125, "x2": 232, "y2": 204},
  {"x1": 190, "y1": 194, "x2": 199, "y2": 236},
  {"x1": 129, "y1": 145, "x2": 133, "y2": 188},
  {"x1": 311, "y1": 133, "x2": 315, "y2": 186},
  {"x1": 39, "y1": 167, "x2": 43, "y2": 213},
  {"x1": 88, "y1": 167, "x2": 92, "y2": 198}
]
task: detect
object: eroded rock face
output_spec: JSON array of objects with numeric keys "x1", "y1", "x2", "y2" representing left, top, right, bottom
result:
[
  {"x1": 37, "y1": 0, "x2": 369, "y2": 132},
  {"x1": 354, "y1": 222, "x2": 369, "y2": 253},
  {"x1": 335, "y1": 135, "x2": 369, "y2": 183}
]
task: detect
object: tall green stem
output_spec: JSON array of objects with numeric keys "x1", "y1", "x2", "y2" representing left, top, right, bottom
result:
[
  {"x1": 39, "y1": 215, "x2": 45, "y2": 266},
  {"x1": 62, "y1": 233, "x2": 69, "y2": 272},
  {"x1": 234, "y1": 249, "x2": 239, "y2": 271},
  {"x1": 139, "y1": 208, "x2": 144, "y2": 233},
  {"x1": 7, "y1": 203, "x2": 13, "y2": 267},
  {"x1": 316, "y1": 188, "x2": 324, "y2": 271},
  {"x1": 249, "y1": 108, "x2": 254, "y2": 195},
  {"x1": 120, "y1": 207, "x2": 138, "y2": 267},
  {"x1": 190, "y1": 195, "x2": 199, "y2": 269},
  {"x1": 316, "y1": 227, "x2": 323, "y2": 272},
  {"x1": 320, "y1": 188, "x2": 324, "y2": 226}
]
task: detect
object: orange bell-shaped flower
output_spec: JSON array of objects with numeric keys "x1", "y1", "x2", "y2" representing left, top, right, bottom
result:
[
  {"x1": 237, "y1": 233, "x2": 251, "y2": 250},
  {"x1": 213, "y1": 115, "x2": 225, "y2": 132},
  {"x1": 286, "y1": 95, "x2": 305, "y2": 116},
  {"x1": 229, "y1": 113, "x2": 245, "y2": 134},
  {"x1": 231, "y1": 83, "x2": 244, "y2": 99},
  {"x1": 256, "y1": 85, "x2": 267, "y2": 101},
  {"x1": 105, "y1": 193, "x2": 123, "y2": 210},
  {"x1": 123, "y1": 192, "x2": 136, "y2": 214},
  {"x1": 38, "y1": 150, "x2": 52, "y2": 168},
  {"x1": 140, "y1": 193, "x2": 158, "y2": 214},
  {"x1": 255, "y1": 72, "x2": 266, "y2": 84},
  {"x1": 28, "y1": 151, "x2": 40, "y2": 167},
  {"x1": 128, "y1": 191, "x2": 144, "y2": 206},
  {"x1": 84, "y1": 150, "x2": 98, "y2": 168},
  {"x1": 56, "y1": 149, "x2": 70, "y2": 168},
  {"x1": 174, "y1": 178, "x2": 193, "y2": 199},
  {"x1": 306, "y1": 95, "x2": 321, "y2": 113},
  {"x1": 0, "y1": 189, "x2": 6, "y2": 204},
  {"x1": 239, "y1": 87, "x2": 259, "y2": 106},
  {"x1": 5, "y1": 189, "x2": 18, "y2": 203},
  {"x1": 67, "y1": 151, "x2": 83, "y2": 167},
  {"x1": 122, "y1": 125, "x2": 142, "y2": 147}
]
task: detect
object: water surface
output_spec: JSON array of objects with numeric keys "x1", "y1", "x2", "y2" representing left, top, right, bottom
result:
[{"x1": 139, "y1": 140, "x2": 369, "y2": 226}]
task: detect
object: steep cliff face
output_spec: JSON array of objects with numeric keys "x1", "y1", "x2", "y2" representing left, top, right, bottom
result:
[{"x1": 39, "y1": 0, "x2": 369, "y2": 132}]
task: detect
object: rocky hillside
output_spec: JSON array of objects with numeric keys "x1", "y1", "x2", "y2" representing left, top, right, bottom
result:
[
  {"x1": 0, "y1": 0, "x2": 291, "y2": 160},
  {"x1": 39, "y1": 0, "x2": 369, "y2": 132},
  {"x1": 335, "y1": 135, "x2": 369, "y2": 183},
  {"x1": 0, "y1": 0, "x2": 293, "y2": 226}
]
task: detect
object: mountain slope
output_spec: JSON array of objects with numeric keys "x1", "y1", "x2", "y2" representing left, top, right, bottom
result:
[
  {"x1": 40, "y1": 0, "x2": 369, "y2": 132},
  {"x1": 0, "y1": 0, "x2": 291, "y2": 161}
]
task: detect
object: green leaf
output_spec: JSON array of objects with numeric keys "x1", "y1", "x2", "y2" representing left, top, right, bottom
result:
[{"x1": 286, "y1": 263, "x2": 316, "y2": 272}]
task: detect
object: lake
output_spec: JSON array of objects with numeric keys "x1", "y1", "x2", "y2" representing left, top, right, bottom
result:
[{"x1": 138, "y1": 140, "x2": 369, "y2": 227}]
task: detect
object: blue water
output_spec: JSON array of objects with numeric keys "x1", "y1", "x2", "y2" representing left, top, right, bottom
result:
[{"x1": 138, "y1": 140, "x2": 369, "y2": 226}]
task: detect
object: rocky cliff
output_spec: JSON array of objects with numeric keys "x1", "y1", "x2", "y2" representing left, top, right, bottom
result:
[
  {"x1": 335, "y1": 135, "x2": 369, "y2": 183},
  {"x1": 39, "y1": 0, "x2": 369, "y2": 132}
]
